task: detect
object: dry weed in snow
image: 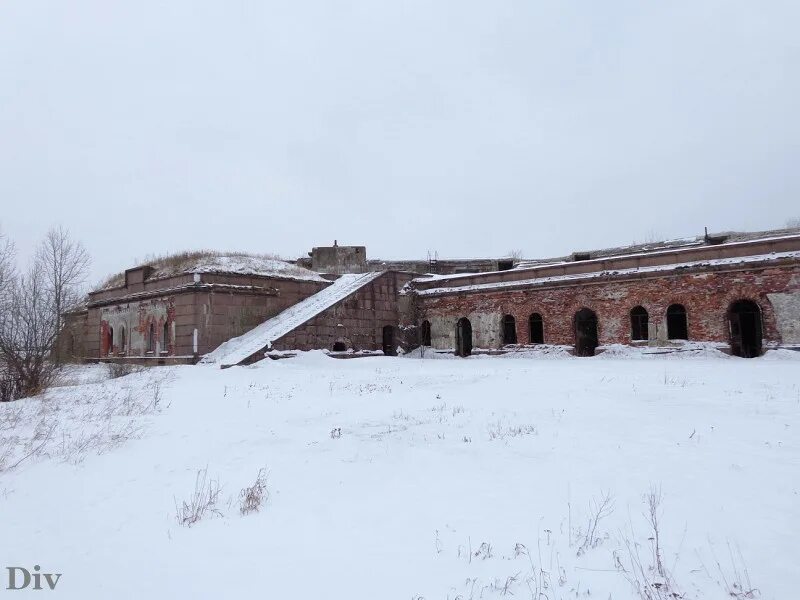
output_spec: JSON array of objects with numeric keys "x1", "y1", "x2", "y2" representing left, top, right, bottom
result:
[
  {"x1": 239, "y1": 468, "x2": 269, "y2": 515},
  {"x1": 175, "y1": 467, "x2": 223, "y2": 527},
  {"x1": 0, "y1": 367, "x2": 170, "y2": 474}
]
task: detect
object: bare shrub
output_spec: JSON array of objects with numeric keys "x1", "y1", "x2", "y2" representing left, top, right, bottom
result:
[
  {"x1": 175, "y1": 467, "x2": 223, "y2": 527},
  {"x1": 239, "y1": 468, "x2": 269, "y2": 515},
  {"x1": 576, "y1": 491, "x2": 615, "y2": 555},
  {"x1": 107, "y1": 362, "x2": 144, "y2": 379}
]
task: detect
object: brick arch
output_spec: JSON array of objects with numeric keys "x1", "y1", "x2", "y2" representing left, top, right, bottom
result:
[{"x1": 720, "y1": 293, "x2": 778, "y2": 344}]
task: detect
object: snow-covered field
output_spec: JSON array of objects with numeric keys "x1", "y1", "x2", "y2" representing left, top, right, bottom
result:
[{"x1": 1, "y1": 350, "x2": 798, "y2": 599}]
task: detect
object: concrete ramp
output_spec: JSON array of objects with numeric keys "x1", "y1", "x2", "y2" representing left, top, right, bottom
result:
[{"x1": 202, "y1": 272, "x2": 384, "y2": 367}]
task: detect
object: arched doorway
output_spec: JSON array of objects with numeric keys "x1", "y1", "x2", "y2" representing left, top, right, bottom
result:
[
  {"x1": 630, "y1": 306, "x2": 649, "y2": 341},
  {"x1": 382, "y1": 325, "x2": 396, "y2": 356},
  {"x1": 666, "y1": 304, "x2": 688, "y2": 340},
  {"x1": 501, "y1": 314, "x2": 517, "y2": 345},
  {"x1": 574, "y1": 308, "x2": 598, "y2": 357},
  {"x1": 455, "y1": 317, "x2": 472, "y2": 357},
  {"x1": 529, "y1": 313, "x2": 544, "y2": 344},
  {"x1": 332, "y1": 340, "x2": 347, "y2": 352},
  {"x1": 106, "y1": 326, "x2": 114, "y2": 356},
  {"x1": 728, "y1": 300, "x2": 762, "y2": 358},
  {"x1": 420, "y1": 320, "x2": 432, "y2": 346}
]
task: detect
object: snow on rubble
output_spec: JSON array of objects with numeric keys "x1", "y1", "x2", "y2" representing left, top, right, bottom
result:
[
  {"x1": 203, "y1": 271, "x2": 384, "y2": 367},
  {"x1": 1, "y1": 352, "x2": 799, "y2": 599}
]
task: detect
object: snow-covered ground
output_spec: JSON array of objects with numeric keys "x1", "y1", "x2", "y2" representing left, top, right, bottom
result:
[{"x1": 1, "y1": 351, "x2": 798, "y2": 599}]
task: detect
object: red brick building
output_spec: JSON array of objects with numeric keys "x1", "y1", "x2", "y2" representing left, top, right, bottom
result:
[
  {"x1": 61, "y1": 228, "x2": 800, "y2": 366},
  {"x1": 407, "y1": 229, "x2": 800, "y2": 357}
]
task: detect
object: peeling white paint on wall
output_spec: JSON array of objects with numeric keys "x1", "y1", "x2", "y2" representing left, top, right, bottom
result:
[{"x1": 768, "y1": 292, "x2": 800, "y2": 344}]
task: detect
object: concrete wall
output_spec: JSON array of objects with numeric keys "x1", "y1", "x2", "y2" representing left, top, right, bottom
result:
[
  {"x1": 309, "y1": 245, "x2": 367, "y2": 274},
  {"x1": 273, "y1": 272, "x2": 416, "y2": 352},
  {"x1": 413, "y1": 264, "x2": 800, "y2": 351}
]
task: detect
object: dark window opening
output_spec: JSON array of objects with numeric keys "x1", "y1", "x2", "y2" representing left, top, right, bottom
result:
[
  {"x1": 728, "y1": 300, "x2": 762, "y2": 358},
  {"x1": 162, "y1": 321, "x2": 169, "y2": 353},
  {"x1": 574, "y1": 308, "x2": 599, "y2": 357},
  {"x1": 382, "y1": 325, "x2": 396, "y2": 356},
  {"x1": 120, "y1": 327, "x2": 126, "y2": 353},
  {"x1": 332, "y1": 341, "x2": 347, "y2": 352},
  {"x1": 573, "y1": 252, "x2": 591, "y2": 261},
  {"x1": 420, "y1": 320, "x2": 432, "y2": 346},
  {"x1": 455, "y1": 317, "x2": 472, "y2": 357},
  {"x1": 106, "y1": 327, "x2": 113, "y2": 356},
  {"x1": 529, "y1": 313, "x2": 544, "y2": 344},
  {"x1": 497, "y1": 260, "x2": 514, "y2": 271},
  {"x1": 502, "y1": 314, "x2": 517, "y2": 345},
  {"x1": 666, "y1": 304, "x2": 688, "y2": 340},
  {"x1": 630, "y1": 306, "x2": 649, "y2": 341},
  {"x1": 147, "y1": 323, "x2": 155, "y2": 353}
]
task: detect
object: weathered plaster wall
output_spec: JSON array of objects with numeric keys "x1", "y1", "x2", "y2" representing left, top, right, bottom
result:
[{"x1": 415, "y1": 265, "x2": 800, "y2": 351}]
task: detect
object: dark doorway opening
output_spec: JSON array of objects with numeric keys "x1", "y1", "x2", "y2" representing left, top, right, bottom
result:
[
  {"x1": 529, "y1": 313, "x2": 544, "y2": 344},
  {"x1": 728, "y1": 300, "x2": 762, "y2": 358},
  {"x1": 382, "y1": 325, "x2": 396, "y2": 356},
  {"x1": 630, "y1": 306, "x2": 649, "y2": 341},
  {"x1": 666, "y1": 304, "x2": 688, "y2": 340},
  {"x1": 455, "y1": 317, "x2": 472, "y2": 357},
  {"x1": 501, "y1": 315, "x2": 517, "y2": 345},
  {"x1": 574, "y1": 308, "x2": 598, "y2": 357},
  {"x1": 420, "y1": 320, "x2": 432, "y2": 346},
  {"x1": 106, "y1": 327, "x2": 113, "y2": 356},
  {"x1": 332, "y1": 341, "x2": 347, "y2": 352}
]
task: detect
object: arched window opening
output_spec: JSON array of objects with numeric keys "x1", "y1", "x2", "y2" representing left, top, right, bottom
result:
[
  {"x1": 630, "y1": 306, "x2": 649, "y2": 341},
  {"x1": 666, "y1": 304, "x2": 688, "y2": 340},
  {"x1": 728, "y1": 300, "x2": 762, "y2": 358},
  {"x1": 529, "y1": 313, "x2": 544, "y2": 344},
  {"x1": 147, "y1": 323, "x2": 155, "y2": 353},
  {"x1": 106, "y1": 326, "x2": 113, "y2": 356},
  {"x1": 501, "y1": 315, "x2": 517, "y2": 345},
  {"x1": 455, "y1": 317, "x2": 472, "y2": 357},
  {"x1": 574, "y1": 308, "x2": 599, "y2": 357},
  {"x1": 162, "y1": 320, "x2": 169, "y2": 354},
  {"x1": 420, "y1": 320, "x2": 432, "y2": 346},
  {"x1": 382, "y1": 325, "x2": 396, "y2": 356},
  {"x1": 120, "y1": 326, "x2": 126, "y2": 354}
]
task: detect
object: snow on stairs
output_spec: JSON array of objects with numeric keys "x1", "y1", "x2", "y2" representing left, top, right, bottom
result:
[{"x1": 202, "y1": 272, "x2": 385, "y2": 368}]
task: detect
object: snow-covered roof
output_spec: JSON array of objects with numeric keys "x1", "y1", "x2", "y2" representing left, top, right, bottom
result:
[
  {"x1": 417, "y1": 250, "x2": 800, "y2": 297},
  {"x1": 202, "y1": 272, "x2": 385, "y2": 367},
  {"x1": 95, "y1": 251, "x2": 326, "y2": 291}
]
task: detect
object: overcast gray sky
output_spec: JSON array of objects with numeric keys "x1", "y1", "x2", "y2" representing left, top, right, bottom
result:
[{"x1": 1, "y1": 0, "x2": 798, "y2": 284}]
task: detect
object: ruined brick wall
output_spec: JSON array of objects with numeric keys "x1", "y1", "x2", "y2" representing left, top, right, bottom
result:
[
  {"x1": 56, "y1": 310, "x2": 89, "y2": 362},
  {"x1": 414, "y1": 265, "x2": 800, "y2": 351},
  {"x1": 273, "y1": 272, "x2": 415, "y2": 352},
  {"x1": 199, "y1": 278, "x2": 327, "y2": 354},
  {"x1": 86, "y1": 275, "x2": 327, "y2": 359}
]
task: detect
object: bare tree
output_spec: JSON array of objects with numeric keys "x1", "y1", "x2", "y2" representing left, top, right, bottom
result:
[
  {"x1": 0, "y1": 226, "x2": 90, "y2": 400},
  {"x1": 786, "y1": 217, "x2": 800, "y2": 228},
  {"x1": 0, "y1": 261, "x2": 58, "y2": 398},
  {"x1": 36, "y1": 226, "x2": 90, "y2": 337}
]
